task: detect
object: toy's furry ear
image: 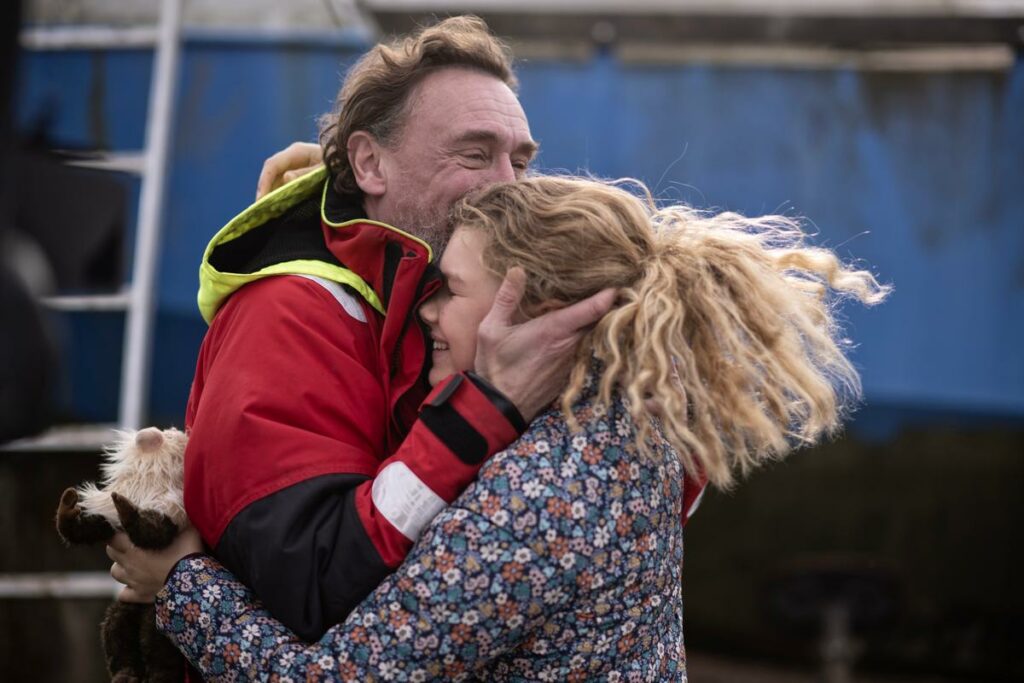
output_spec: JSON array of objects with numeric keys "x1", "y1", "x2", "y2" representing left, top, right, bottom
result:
[{"x1": 135, "y1": 427, "x2": 164, "y2": 451}]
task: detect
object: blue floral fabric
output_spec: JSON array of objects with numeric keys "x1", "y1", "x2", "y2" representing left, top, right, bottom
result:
[{"x1": 156, "y1": 382, "x2": 689, "y2": 681}]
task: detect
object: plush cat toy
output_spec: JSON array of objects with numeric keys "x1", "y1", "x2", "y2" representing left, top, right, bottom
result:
[{"x1": 55, "y1": 426, "x2": 188, "y2": 683}]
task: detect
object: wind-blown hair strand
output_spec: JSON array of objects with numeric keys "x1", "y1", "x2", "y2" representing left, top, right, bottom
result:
[{"x1": 452, "y1": 176, "x2": 890, "y2": 489}]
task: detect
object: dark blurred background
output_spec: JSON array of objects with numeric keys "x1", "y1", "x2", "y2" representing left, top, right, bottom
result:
[{"x1": 1, "y1": 0, "x2": 1022, "y2": 680}]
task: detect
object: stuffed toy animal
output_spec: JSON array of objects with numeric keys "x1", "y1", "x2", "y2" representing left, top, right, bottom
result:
[{"x1": 55, "y1": 426, "x2": 188, "y2": 683}]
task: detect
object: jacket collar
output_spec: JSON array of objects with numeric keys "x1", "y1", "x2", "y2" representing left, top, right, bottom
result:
[{"x1": 319, "y1": 178, "x2": 436, "y2": 313}]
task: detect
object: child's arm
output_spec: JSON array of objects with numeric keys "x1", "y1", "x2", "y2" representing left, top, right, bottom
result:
[{"x1": 155, "y1": 480, "x2": 576, "y2": 681}]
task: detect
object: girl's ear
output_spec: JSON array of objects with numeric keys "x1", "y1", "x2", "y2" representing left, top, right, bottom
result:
[{"x1": 347, "y1": 131, "x2": 387, "y2": 197}]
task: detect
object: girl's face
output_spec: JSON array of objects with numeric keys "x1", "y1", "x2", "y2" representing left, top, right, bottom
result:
[{"x1": 419, "y1": 227, "x2": 502, "y2": 387}]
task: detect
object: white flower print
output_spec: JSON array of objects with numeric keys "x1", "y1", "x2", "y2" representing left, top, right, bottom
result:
[
  {"x1": 522, "y1": 479, "x2": 544, "y2": 499},
  {"x1": 480, "y1": 542, "x2": 501, "y2": 562}
]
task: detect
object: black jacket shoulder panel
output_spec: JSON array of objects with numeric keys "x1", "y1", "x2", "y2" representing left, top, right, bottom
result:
[{"x1": 215, "y1": 473, "x2": 392, "y2": 642}]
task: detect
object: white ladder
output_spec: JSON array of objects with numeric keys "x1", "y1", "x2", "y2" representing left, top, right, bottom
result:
[
  {"x1": 0, "y1": 1, "x2": 185, "y2": 604},
  {"x1": 4, "y1": 0, "x2": 184, "y2": 451}
]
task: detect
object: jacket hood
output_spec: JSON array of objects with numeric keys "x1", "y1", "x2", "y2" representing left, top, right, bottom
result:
[{"x1": 197, "y1": 166, "x2": 434, "y2": 325}]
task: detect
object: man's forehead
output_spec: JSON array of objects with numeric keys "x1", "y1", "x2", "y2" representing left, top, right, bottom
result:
[
  {"x1": 408, "y1": 68, "x2": 531, "y2": 140},
  {"x1": 410, "y1": 67, "x2": 517, "y2": 104}
]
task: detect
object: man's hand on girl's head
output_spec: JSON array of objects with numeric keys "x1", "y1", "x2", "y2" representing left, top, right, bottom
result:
[{"x1": 474, "y1": 267, "x2": 616, "y2": 421}]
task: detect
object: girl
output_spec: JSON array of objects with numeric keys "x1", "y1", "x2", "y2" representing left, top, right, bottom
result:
[{"x1": 110, "y1": 175, "x2": 887, "y2": 681}]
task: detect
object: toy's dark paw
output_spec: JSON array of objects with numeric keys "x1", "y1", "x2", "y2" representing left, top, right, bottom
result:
[
  {"x1": 111, "y1": 492, "x2": 138, "y2": 528},
  {"x1": 110, "y1": 671, "x2": 140, "y2": 683},
  {"x1": 112, "y1": 492, "x2": 178, "y2": 550},
  {"x1": 55, "y1": 487, "x2": 113, "y2": 545}
]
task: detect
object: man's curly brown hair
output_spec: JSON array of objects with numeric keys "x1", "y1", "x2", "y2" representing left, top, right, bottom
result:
[{"x1": 319, "y1": 16, "x2": 517, "y2": 199}]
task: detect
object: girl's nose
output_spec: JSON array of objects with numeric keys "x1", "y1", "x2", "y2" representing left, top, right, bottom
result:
[{"x1": 419, "y1": 296, "x2": 438, "y2": 325}]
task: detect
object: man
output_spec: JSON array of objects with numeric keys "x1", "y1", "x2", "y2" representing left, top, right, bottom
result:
[{"x1": 172, "y1": 16, "x2": 613, "y2": 642}]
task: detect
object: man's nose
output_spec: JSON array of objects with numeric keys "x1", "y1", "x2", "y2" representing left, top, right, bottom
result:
[{"x1": 489, "y1": 156, "x2": 516, "y2": 183}]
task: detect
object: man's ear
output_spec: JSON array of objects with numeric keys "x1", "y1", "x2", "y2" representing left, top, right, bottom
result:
[{"x1": 347, "y1": 130, "x2": 387, "y2": 197}]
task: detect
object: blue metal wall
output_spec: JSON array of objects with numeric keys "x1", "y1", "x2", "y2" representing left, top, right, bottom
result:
[{"x1": 15, "y1": 34, "x2": 1024, "y2": 425}]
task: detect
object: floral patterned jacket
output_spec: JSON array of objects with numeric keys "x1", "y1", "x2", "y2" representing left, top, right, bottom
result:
[{"x1": 156, "y1": 378, "x2": 690, "y2": 681}]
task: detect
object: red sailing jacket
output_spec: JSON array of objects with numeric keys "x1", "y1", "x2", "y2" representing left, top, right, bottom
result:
[{"x1": 182, "y1": 172, "x2": 526, "y2": 641}]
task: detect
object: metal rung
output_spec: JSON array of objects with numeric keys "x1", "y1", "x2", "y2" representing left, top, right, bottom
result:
[
  {"x1": 20, "y1": 26, "x2": 160, "y2": 51},
  {"x1": 42, "y1": 292, "x2": 132, "y2": 312},
  {"x1": 64, "y1": 151, "x2": 147, "y2": 175},
  {"x1": 0, "y1": 424, "x2": 118, "y2": 452},
  {"x1": 0, "y1": 572, "x2": 120, "y2": 599}
]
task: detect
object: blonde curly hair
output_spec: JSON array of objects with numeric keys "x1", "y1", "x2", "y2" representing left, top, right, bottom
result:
[{"x1": 452, "y1": 176, "x2": 890, "y2": 489}]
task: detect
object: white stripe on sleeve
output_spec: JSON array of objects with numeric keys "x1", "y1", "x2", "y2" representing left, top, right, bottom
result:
[{"x1": 371, "y1": 462, "x2": 447, "y2": 541}]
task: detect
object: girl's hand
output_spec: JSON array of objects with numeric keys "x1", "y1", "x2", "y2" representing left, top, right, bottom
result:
[
  {"x1": 107, "y1": 526, "x2": 203, "y2": 603},
  {"x1": 256, "y1": 142, "x2": 323, "y2": 200}
]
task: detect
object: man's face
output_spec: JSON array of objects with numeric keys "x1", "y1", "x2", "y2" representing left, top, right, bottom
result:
[{"x1": 374, "y1": 68, "x2": 536, "y2": 255}]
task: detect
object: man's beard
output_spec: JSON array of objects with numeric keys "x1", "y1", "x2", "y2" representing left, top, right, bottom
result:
[{"x1": 391, "y1": 198, "x2": 452, "y2": 261}]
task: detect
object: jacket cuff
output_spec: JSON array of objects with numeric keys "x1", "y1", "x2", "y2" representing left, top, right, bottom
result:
[
  {"x1": 465, "y1": 371, "x2": 527, "y2": 432},
  {"x1": 417, "y1": 372, "x2": 525, "y2": 468}
]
